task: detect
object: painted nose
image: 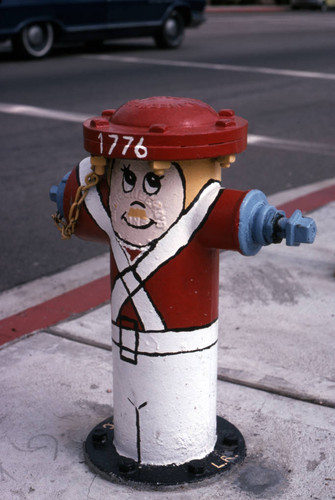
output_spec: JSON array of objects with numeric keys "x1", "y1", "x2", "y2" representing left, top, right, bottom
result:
[{"x1": 130, "y1": 201, "x2": 145, "y2": 208}]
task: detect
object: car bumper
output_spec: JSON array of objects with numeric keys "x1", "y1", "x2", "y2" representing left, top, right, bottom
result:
[{"x1": 189, "y1": 11, "x2": 206, "y2": 27}]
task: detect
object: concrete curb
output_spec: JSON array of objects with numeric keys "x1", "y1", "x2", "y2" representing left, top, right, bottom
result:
[{"x1": 206, "y1": 4, "x2": 290, "y2": 13}]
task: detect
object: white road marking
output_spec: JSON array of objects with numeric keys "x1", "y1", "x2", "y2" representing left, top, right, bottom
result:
[
  {"x1": 0, "y1": 103, "x2": 89, "y2": 122},
  {"x1": 1, "y1": 102, "x2": 335, "y2": 157},
  {"x1": 248, "y1": 134, "x2": 335, "y2": 157},
  {"x1": 83, "y1": 54, "x2": 335, "y2": 82}
]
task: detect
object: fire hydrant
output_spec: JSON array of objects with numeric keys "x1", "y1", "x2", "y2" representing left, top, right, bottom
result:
[{"x1": 50, "y1": 96, "x2": 316, "y2": 486}]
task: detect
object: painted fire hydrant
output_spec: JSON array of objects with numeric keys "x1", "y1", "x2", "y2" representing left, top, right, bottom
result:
[{"x1": 50, "y1": 96, "x2": 316, "y2": 486}]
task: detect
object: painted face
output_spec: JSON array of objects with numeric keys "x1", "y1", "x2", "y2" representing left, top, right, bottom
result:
[{"x1": 109, "y1": 159, "x2": 185, "y2": 247}]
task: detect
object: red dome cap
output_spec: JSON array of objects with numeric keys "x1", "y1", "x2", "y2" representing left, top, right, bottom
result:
[{"x1": 83, "y1": 96, "x2": 248, "y2": 161}]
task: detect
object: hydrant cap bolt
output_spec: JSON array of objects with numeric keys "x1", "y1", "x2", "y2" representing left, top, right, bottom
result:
[{"x1": 83, "y1": 96, "x2": 248, "y2": 161}]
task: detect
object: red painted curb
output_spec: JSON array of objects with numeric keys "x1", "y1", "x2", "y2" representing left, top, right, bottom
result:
[
  {"x1": 0, "y1": 275, "x2": 110, "y2": 346},
  {"x1": 206, "y1": 5, "x2": 289, "y2": 13},
  {"x1": 278, "y1": 184, "x2": 335, "y2": 216},
  {"x1": 0, "y1": 184, "x2": 333, "y2": 347}
]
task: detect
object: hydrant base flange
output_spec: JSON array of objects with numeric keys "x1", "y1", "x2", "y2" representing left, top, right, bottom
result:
[{"x1": 84, "y1": 416, "x2": 246, "y2": 486}]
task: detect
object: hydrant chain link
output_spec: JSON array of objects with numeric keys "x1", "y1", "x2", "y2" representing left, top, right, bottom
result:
[{"x1": 52, "y1": 170, "x2": 100, "y2": 239}]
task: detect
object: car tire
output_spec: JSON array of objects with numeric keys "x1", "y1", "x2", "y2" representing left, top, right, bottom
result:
[
  {"x1": 13, "y1": 22, "x2": 54, "y2": 58},
  {"x1": 154, "y1": 11, "x2": 184, "y2": 49}
]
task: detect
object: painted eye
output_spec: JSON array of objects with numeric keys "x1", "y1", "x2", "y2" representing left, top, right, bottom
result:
[
  {"x1": 122, "y1": 165, "x2": 136, "y2": 193},
  {"x1": 143, "y1": 172, "x2": 163, "y2": 195}
]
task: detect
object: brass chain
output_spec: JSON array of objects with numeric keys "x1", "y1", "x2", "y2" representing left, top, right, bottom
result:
[{"x1": 52, "y1": 170, "x2": 101, "y2": 240}]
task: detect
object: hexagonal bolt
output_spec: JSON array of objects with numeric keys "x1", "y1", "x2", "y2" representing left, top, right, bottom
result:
[
  {"x1": 118, "y1": 457, "x2": 137, "y2": 474},
  {"x1": 222, "y1": 435, "x2": 239, "y2": 450},
  {"x1": 92, "y1": 428, "x2": 107, "y2": 447},
  {"x1": 188, "y1": 459, "x2": 206, "y2": 476}
]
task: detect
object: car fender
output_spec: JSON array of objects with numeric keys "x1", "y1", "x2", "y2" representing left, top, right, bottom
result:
[
  {"x1": 3, "y1": 16, "x2": 64, "y2": 39},
  {"x1": 160, "y1": 1, "x2": 192, "y2": 26}
]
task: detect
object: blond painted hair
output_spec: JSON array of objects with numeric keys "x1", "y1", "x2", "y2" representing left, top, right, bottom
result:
[{"x1": 151, "y1": 156, "x2": 235, "y2": 208}]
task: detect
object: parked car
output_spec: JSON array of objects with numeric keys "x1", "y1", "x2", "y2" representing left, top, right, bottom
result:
[{"x1": 0, "y1": 0, "x2": 206, "y2": 58}]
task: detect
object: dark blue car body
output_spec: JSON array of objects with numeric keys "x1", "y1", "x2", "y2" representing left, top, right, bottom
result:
[{"x1": 0, "y1": 0, "x2": 206, "y2": 57}]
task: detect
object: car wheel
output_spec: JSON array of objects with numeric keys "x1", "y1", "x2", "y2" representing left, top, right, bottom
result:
[
  {"x1": 13, "y1": 22, "x2": 54, "y2": 58},
  {"x1": 154, "y1": 11, "x2": 184, "y2": 49}
]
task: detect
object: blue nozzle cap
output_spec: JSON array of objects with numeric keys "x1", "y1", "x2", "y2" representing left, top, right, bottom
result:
[
  {"x1": 277, "y1": 210, "x2": 317, "y2": 246},
  {"x1": 49, "y1": 171, "x2": 71, "y2": 218}
]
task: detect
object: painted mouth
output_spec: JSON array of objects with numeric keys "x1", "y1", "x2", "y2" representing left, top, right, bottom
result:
[{"x1": 122, "y1": 212, "x2": 156, "y2": 230}]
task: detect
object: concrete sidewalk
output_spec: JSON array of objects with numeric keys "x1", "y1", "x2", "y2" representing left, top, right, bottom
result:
[{"x1": 1, "y1": 198, "x2": 334, "y2": 499}]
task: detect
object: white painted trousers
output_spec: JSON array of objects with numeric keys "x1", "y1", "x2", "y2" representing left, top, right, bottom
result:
[{"x1": 112, "y1": 322, "x2": 218, "y2": 466}]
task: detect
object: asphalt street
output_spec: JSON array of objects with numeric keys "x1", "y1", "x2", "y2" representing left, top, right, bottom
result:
[{"x1": 0, "y1": 10, "x2": 335, "y2": 292}]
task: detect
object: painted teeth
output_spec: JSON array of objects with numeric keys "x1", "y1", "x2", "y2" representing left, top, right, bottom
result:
[{"x1": 128, "y1": 216, "x2": 149, "y2": 227}]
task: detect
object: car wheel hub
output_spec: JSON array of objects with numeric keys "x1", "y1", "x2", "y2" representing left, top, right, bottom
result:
[
  {"x1": 165, "y1": 19, "x2": 178, "y2": 37},
  {"x1": 27, "y1": 26, "x2": 45, "y2": 47}
]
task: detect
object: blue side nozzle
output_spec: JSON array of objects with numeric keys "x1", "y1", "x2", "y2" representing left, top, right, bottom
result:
[
  {"x1": 49, "y1": 171, "x2": 71, "y2": 219},
  {"x1": 238, "y1": 190, "x2": 317, "y2": 255}
]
